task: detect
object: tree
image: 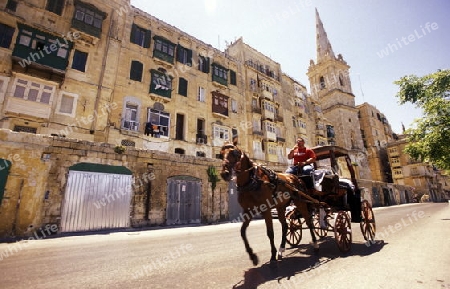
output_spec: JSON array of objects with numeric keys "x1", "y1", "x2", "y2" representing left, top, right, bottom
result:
[{"x1": 394, "y1": 69, "x2": 450, "y2": 170}]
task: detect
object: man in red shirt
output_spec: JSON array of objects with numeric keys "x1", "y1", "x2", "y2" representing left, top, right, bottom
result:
[{"x1": 285, "y1": 138, "x2": 316, "y2": 176}]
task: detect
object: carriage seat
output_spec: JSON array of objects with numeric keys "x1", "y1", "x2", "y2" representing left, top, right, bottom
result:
[{"x1": 313, "y1": 169, "x2": 339, "y2": 194}]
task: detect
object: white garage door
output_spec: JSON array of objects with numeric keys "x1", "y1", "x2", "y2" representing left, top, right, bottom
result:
[{"x1": 60, "y1": 170, "x2": 132, "y2": 233}]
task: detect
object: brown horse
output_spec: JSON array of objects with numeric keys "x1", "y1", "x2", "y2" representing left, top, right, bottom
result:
[{"x1": 220, "y1": 141, "x2": 320, "y2": 265}]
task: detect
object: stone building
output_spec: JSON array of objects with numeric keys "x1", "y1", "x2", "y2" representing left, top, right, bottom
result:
[
  {"x1": 225, "y1": 38, "x2": 330, "y2": 172},
  {"x1": 306, "y1": 9, "x2": 370, "y2": 180},
  {"x1": 357, "y1": 102, "x2": 394, "y2": 183},
  {"x1": 0, "y1": 0, "x2": 434, "y2": 238},
  {"x1": 387, "y1": 134, "x2": 447, "y2": 202}
]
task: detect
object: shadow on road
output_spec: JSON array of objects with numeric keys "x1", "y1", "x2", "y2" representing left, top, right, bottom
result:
[{"x1": 232, "y1": 239, "x2": 386, "y2": 289}]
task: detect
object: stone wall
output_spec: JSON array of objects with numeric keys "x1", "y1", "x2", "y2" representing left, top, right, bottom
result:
[
  {"x1": 0, "y1": 129, "x2": 226, "y2": 238},
  {"x1": 358, "y1": 179, "x2": 415, "y2": 207}
]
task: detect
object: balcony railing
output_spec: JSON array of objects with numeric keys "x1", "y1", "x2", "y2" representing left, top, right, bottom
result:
[
  {"x1": 262, "y1": 109, "x2": 274, "y2": 120},
  {"x1": 122, "y1": 119, "x2": 140, "y2": 131},
  {"x1": 252, "y1": 106, "x2": 261, "y2": 114},
  {"x1": 276, "y1": 136, "x2": 286, "y2": 142},
  {"x1": 196, "y1": 134, "x2": 208, "y2": 144},
  {"x1": 252, "y1": 129, "x2": 263, "y2": 136}
]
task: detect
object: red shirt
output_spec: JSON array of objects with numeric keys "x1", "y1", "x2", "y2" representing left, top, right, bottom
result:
[{"x1": 292, "y1": 147, "x2": 316, "y2": 165}]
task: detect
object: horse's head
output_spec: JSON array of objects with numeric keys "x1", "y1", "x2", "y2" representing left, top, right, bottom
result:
[{"x1": 219, "y1": 142, "x2": 243, "y2": 181}]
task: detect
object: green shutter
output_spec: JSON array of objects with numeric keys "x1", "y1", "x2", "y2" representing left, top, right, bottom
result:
[
  {"x1": 130, "y1": 23, "x2": 137, "y2": 43},
  {"x1": 178, "y1": 78, "x2": 188, "y2": 96},
  {"x1": 176, "y1": 45, "x2": 182, "y2": 63},
  {"x1": 0, "y1": 159, "x2": 11, "y2": 206},
  {"x1": 144, "y1": 29, "x2": 151, "y2": 48},
  {"x1": 230, "y1": 70, "x2": 237, "y2": 85},
  {"x1": 187, "y1": 49, "x2": 193, "y2": 66},
  {"x1": 205, "y1": 57, "x2": 210, "y2": 73},
  {"x1": 69, "y1": 162, "x2": 132, "y2": 175}
]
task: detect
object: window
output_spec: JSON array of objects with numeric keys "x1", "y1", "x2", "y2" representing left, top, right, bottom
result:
[
  {"x1": 262, "y1": 100, "x2": 275, "y2": 113},
  {"x1": 230, "y1": 70, "x2": 237, "y2": 85},
  {"x1": 212, "y1": 91, "x2": 228, "y2": 116},
  {"x1": 213, "y1": 125, "x2": 230, "y2": 141},
  {"x1": 0, "y1": 23, "x2": 15, "y2": 49},
  {"x1": 175, "y1": 113, "x2": 184, "y2": 140},
  {"x1": 253, "y1": 141, "x2": 263, "y2": 155},
  {"x1": 57, "y1": 93, "x2": 78, "y2": 116},
  {"x1": 130, "y1": 60, "x2": 143, "y2": 81},
  {"x1": 175, "y1": 148, "x2": 185, "y2": 155},
  {"x1": 231, "y1": 99, "x2": 237, "y2": 113},
  {"x1": 198, "y1": 55, "x2": 210, "y2": 73},
  {"x1": 150, "y1": 69, "x2": 172, "y2": 98},
  {"x1": 121, "y1": 139, "x2": 136, "y2": 147},
  {"x1": 153, "y1": 36, "x2": 175, "y2": 64},
  {"x1": 232, "y1": 128, "x2": 238, "y2": 140},
  {"x1": 178, "y1": 77, "x2": 188, "y2": 96},
  {"x1": 196, "y1": 119, "x2": 206, "y2": 144},
  {"x1": 197, "y1": 86, "x2": 205, "y2": 102},
  {"x1": 123, "y1": 103, "x2": 139, "y2": 131},
  {"x1": 6, "y1": 0, "x2": 18, "y2": 12},
  {"x1": 46, "y1": 0, "x2": 65, "y2": 16},
  {"x1": 252, "y1": 116, "x2": 262, "y2": 133},
  {"x1": 267, "y1": 142, "x2": 277, "y2": 156},
  {"x1": 327, "y1": 125, "x2": 335, "y2": 138},
  {"x1": 12, "y1": 78, "x2": 55, "y2": 104},
  {"x1": 249, "y1": 78, "x2": 257, "y2": 91},
  {"x1": 72, "y1": 2, "x2": 106, "y2": 38},
  {"x1": 212, "y1": 63, "x2": 228, "y2": 86},
  {"x1": 14, "y1": 24, "x2": 72, "y2": 70},
  {"x1": 264, "y1": 121, "x2": 276, "y2": 133},
  {"x1": 72, "y1": 50, "x2": 88, "y2": 72},
  {"x1": 176, "y1": 45, "x2": 192, "y2": 65},
  {"x1": 196, "y1": 151, "x2": 206, "y2": 157},
  {"x1": 319, "y1": 76, "x2": 326, "y2": 89},
  {"x1": 13, "y1": 126, "x2": 37, "y2": 134},
  {"x1": 147, "y1": 108, "x2": 170, "y2": 138},
  {"x1": 339, "y1": 73, "x2": 344, "y2": 86},
  {"x1": 130, "y1": 24, "x2": 151, "y2": 48}
]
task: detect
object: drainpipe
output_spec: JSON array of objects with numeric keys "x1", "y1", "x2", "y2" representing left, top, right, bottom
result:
[{"x1": 90, "y1": 9, "x2": 115, "y2": 135}]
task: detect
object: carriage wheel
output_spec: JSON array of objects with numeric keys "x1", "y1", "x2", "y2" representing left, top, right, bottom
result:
[
  {"x1": 360, "y1": 200, "x2": 376, "y2": 241},
  {"x1": 312, "y1": 211, "x2": 328, "y2": 239},
  {"x1": 334, "y1": 211, "x2": 352, "y2": 253},
  {"x1": 286, "y1": 210, "x2": 303, "y2": 246}
]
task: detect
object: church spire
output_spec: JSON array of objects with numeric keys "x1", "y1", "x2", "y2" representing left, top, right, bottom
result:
[{"x1": 316, "y1": 8, "x2": 335, "y2": 62}]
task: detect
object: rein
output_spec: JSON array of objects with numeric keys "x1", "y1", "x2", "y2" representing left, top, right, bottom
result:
[{"x1": 223, "y1": 146, "x2": 320, "y2": 204}]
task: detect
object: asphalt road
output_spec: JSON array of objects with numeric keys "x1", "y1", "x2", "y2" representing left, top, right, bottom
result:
[{"x1": 0, "y1": 203, "x2": 448, "y2": 289}]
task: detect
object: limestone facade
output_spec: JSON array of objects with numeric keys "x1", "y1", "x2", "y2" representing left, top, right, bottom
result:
[
  {"x1": 0, "y1": 0, "x2": 440, "y2": 237},
  {"x1": 0, "y1": 129, "x2": 227, "y2": 237},
  {"x1": 387, "y1": 135, "x2": 447, "y2": 202},
  {"x1": 306, "y1": 10, "x2": 370, "y2": 180},
  {"x1": 357, "y1": 102, "x2": 394, "y2": 182}
]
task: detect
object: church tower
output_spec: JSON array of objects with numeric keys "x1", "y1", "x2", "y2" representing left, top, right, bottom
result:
[
  {"x1": 307, "y1": 8, "x2": 364, "y2": 151},
  {"x1": 307, "y1": 9, "x2": 370, "y2": 179}
]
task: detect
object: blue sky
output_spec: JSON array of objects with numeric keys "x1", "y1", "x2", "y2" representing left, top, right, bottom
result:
[{"x1": 130, "y1": 0, "x2": 450, "y2": 134}]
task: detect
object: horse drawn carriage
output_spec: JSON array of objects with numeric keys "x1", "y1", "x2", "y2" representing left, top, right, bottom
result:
[
  {"x1": 220, "y1": 141, "x2": 376, "y2": 265},
  {"x1": 285, "y1": 145, "x2": 376, "y2": 252}
]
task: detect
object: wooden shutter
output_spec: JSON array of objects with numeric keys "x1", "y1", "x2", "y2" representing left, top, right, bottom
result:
[
  {"x1": 130, "y1": 23, "x2": 137, "y2": 43},
  {"x1": 144, "y1": 29, "x2": 151, "y2": 48},
  {"x1": 178, "y1": 77, "x2": 188, "y2": 96}
]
